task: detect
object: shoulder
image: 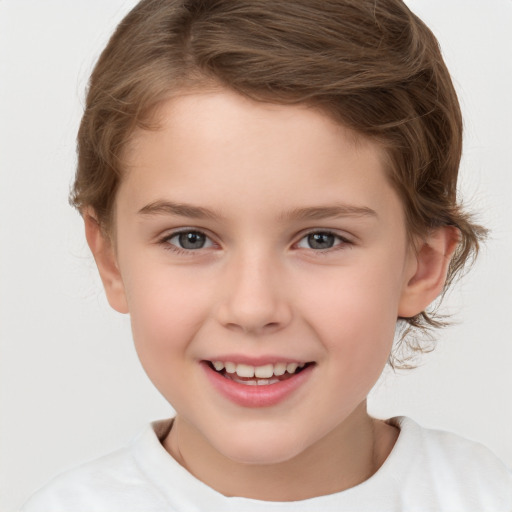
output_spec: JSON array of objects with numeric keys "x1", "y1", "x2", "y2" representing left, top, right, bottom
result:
[
  {"x1": 388, "y1": 416, "x2": 512, "y2": 509},
  {"x1": 21, "y1": 422, "x2": 174, "y2": 512},
  {"x1": 394, "y1": 416, "x2": 511, "y2": 477}
]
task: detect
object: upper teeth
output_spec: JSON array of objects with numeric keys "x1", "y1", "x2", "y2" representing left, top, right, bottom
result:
[{"x1": 212, "y1": 361, "x2": 305, "y2": 378}]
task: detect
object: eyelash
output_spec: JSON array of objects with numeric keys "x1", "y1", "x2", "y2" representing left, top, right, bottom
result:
[
  {"x1": 159, "y1": 229, "x2": 216, "y2": 256},
  {"x1": 158, "y1": 229, "x2": 353, "y2": 255},
  {"x1": 295, "y1": 230, "x2": 352, "y2": 253}
]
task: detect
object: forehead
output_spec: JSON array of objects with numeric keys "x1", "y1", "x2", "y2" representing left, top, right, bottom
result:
[{"x1": 119, "y1": 89, "x2": 401, "y2": 224}]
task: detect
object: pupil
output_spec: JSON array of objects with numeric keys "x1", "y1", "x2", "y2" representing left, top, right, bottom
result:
[
  {"x1": 179, "y1": 232, "x2": 205, "y2": 249},
  {"x1": 308, "y1": 233, "x2": 334, "y2": 249}
]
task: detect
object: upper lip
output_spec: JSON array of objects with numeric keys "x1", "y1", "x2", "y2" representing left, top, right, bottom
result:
[{"x1": 202, "y1": 355, "x2": 312, "y2": 366}]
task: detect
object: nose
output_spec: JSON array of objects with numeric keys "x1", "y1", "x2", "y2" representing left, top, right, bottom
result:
[{"x1": 215, "y1": 250, "x2": 293, "y2": 336}]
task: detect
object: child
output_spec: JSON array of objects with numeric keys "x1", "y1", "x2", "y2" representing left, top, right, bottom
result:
[{"x1": 22, "y1": 0, "x2": 512, "y2": 510}]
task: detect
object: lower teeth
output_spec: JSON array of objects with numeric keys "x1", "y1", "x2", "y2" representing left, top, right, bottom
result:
[{"x1": 228, "y1": 375, "x2": 280, "y2": 386}]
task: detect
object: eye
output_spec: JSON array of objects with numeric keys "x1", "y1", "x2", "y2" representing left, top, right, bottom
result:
[
  {"x1": 296, "y1": 231, "x2": 347, "y2": 250},
  {"x1": 165, "y1": 230, "x2": 214, "y2": 251}
]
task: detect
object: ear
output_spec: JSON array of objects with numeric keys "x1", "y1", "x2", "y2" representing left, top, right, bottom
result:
[
  {"x1": 398, "y1": 226, "x2": 460, "y2": 318},
  {"x1": 84, "y1": 210, "x2": 129, "y2": 314}
]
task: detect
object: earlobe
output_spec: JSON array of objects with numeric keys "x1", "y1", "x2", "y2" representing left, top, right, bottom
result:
[
  {"x1": 398, "y1": 226, "x2": 460, "y2": 318},
  {"x1": 84, "y1": 210, "x2": 129, "y2": 314}
]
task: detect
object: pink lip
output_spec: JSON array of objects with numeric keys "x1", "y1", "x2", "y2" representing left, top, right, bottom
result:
[
  {"x1": 203, "y1": 354, "x2": 307, "y2": 366},
  {"x1": 201, "y1": 361, "x2": 314, "y2": 408}
]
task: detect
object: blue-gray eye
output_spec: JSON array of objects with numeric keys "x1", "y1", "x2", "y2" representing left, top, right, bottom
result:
[
  {"x1": 169, "y1": 231, "x2": 211, "y2": 250},
  {"x1": 297, "y1": 232, "x2": 342, "y2": 250}
]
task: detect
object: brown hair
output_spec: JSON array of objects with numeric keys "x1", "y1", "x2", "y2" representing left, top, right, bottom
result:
[{"x1": 71, "y1": 0, "x2": 486, "y2": 368}]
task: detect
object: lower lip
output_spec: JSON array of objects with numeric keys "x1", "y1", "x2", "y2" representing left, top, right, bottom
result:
[{"x1": 202, "y1": 362, "x2": 314, "y2": 408}]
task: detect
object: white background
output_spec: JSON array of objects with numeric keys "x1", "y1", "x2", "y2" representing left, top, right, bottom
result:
[{"x1": 1, "y1": 1, "x2": 511, "y2": 510}]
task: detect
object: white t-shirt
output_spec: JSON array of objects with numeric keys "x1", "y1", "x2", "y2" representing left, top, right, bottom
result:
[{"x1": 22, "y1": 417, "x2": 512, "y2": 512}]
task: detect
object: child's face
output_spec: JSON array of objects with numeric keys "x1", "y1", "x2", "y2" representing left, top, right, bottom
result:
[{"x1": 107, "y1": 89, "x2": 418, "y2": 464}]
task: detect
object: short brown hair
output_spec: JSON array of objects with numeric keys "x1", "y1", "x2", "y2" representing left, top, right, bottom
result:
[{"x1": 72, "y1": 0, "x2": 486, "y2": 367}]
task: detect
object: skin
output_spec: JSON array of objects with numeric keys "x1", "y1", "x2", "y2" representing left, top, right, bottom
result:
[{"x1": 86, "y1": 89, "x2": 458, "y2": 501}]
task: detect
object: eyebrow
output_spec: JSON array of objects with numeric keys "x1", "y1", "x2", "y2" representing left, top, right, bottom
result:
[
  {"x1": 280, "y1": 205, "x2": 378, "y2": 222},
  {"x1": 138, "y1": 201, "x2": 222, "y2": 219},
  {"x1": 138, "y1": 200, "x2": 377, "y2": 221}
]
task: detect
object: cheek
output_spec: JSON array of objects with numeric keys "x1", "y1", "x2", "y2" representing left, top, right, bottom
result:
[
  {"x1": 123, "y1": 267, "x2": 212, "y2": 378},
  {"x1": 310, "y1": 285, "x2": 397, "y2": 404},
  {"x1": 300, "y1": 260, "x2": 403, "y2": 365}
]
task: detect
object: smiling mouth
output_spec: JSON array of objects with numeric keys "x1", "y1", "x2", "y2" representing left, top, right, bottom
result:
[{"x1": 205, "y1": 360, "x2": 314, "y2": 386}]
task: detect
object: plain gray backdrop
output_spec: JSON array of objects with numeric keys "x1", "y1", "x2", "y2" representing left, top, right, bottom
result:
[{"x1": 1, "y1": 1, "x2": 511, "y2": 510}]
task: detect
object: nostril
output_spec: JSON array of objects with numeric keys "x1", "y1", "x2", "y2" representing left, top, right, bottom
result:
[
  {"x1": 222, "y1": 321, "x2": 281, "y2": 335},
  {"x1": 215, "y1": 285, "x2": 293, "y2": 334}
]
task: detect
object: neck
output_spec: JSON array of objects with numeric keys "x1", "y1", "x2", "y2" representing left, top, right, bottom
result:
[{"x1": 163, "y1": 402, "x2": 398, "y2": 501}]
